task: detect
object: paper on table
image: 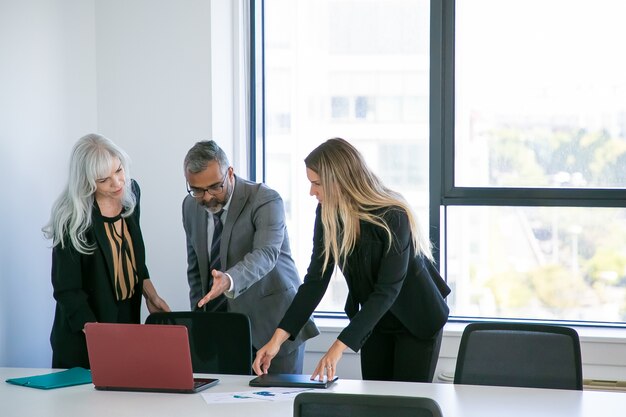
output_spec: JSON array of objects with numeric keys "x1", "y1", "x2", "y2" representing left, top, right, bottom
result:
[
  {"x1": 5, "y1": 367, "x2": 92, "y2": 390},
  {"x1": 202, "y1": 387, "x2": 312, "y2": 404}
]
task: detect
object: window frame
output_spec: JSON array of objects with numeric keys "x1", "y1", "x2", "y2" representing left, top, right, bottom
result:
[
  {"x1": 431, "y1": 0, "x2": 626, "y2": 326},
  {"x1": 252, "y1": 0, "x2": 626, "y2": 326}
]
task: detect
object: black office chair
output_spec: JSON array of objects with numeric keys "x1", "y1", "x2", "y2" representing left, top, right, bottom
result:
[
  {"x1": 293, "y1": 392, "x2": 443, "y2": 417},
  {"x1": 454, "y1": 322, "x2": 583, "y2": 390},
  {"x1": 145, "y1": 311, "x2": 252, "y2": 375}
]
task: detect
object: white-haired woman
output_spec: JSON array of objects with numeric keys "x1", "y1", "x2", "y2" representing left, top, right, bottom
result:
[
  {"x1": 43, "y1": 133, "x2": 170, "y2": 369},
  {"x1": 253, "y1": 138, "x2": 450, "y2": 382}
]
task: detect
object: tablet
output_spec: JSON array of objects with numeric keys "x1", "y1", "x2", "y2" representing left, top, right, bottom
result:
[{"x1": 249, "y1": 374, "x2": 338, "y2": 389}]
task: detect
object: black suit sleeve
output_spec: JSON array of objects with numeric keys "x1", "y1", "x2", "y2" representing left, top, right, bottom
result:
[
  {"x1": 51, "y1": 238, "x2": 97, "y2": 333},
  {"x1": 129, "y1": 180, "x2": 150, "y2": 280},
  {"x1": 337, "y1": 208, "x2": 412, "y2": 351},
  {"x1": 278, "y1": 204, "x2": 332, "y2": 338}
]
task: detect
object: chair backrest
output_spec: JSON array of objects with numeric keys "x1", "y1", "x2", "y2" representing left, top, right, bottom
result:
[
  {"x1": 145, "y1": 311, "x2": 252, "y2": 375},
  {"x1": 454, "y1": 322, "x2": 583, "y2": 390},
  {"x1": 293, "y1": 392, "x2": 443, "y2": 417}
]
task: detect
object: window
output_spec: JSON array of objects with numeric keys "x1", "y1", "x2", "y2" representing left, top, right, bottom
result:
[
  {"x1": 257, "y1": 0, "x2": 626, "y2": 326},
  {"x1": 453, "y1": 0, "x2": 626, "y2": 189},
  {"x1": 434, "y1": 0, "x2": 626, "y2": 324},
  {"x1": 260, "y1": 0, "x2": 431, "y2": 313}
]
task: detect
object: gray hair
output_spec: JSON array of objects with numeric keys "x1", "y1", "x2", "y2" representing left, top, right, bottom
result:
[
  {"x1": 184, "y1": 140, "x2": 230, "y2": 175},
  {"x1": 42, "y1": 133, "x2": 136, "y2": 253}
]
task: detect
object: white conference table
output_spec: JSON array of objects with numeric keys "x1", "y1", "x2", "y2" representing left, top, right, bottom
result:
[{"x1": 2, "y1": 367, "x2": 625, "y2": 417}]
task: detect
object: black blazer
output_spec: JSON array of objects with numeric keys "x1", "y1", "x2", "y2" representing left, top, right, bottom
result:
[
  {"x1": 49, "y1": 180, "x2": 148, "y2": 368},
  {"x1": 279, "y1": 204, "x2": 450, "y2": 352}
]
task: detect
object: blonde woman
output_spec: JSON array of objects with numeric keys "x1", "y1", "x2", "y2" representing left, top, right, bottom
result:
[
  {"x1": 43, "y1": 133, "x2": 170, "y2": 369},
  {"x1": 253, "y1": 138, "x2": 450, "y2": 382}
]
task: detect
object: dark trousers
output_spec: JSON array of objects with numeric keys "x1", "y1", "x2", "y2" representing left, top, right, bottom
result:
[{"x1": 359, "y1": 312, "x2": 443, "y2": 382}]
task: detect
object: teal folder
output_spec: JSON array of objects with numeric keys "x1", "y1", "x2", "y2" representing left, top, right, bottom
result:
[{"x1": 5, "y1": 367, "x2": 92, "y2": 389}]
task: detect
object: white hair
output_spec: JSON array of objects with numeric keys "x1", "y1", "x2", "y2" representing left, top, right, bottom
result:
[{"x1": 42, "y1": 133, "x2": 136, "y2": 254}]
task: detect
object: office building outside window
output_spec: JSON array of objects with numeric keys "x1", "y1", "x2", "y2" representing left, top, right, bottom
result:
[
  {"x1": 262, "y1": 0, "x2": 430, "y2": 312},
  {"x1": 259, "y1": 0, "x2": 626, "y2": 325},
  {"x1": 445, "y1": 0, "x2": 626, "y2": 323}
]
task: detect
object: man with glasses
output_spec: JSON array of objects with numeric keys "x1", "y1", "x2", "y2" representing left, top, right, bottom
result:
[{"x1": 182, "y1": 140, "x2": 318, "y2": 374}]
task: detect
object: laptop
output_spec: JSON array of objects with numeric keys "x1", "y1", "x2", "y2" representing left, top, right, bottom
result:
[
  {"x1": 85, "y1": 322, "x2": 219, "y2": 393},
  {"x1": 249, "y1": 373, "x2": 338, "y2": 389}
]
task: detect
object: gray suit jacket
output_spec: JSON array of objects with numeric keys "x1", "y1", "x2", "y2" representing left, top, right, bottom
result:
[{"x1": 183, "y1": 176, "x2": 319, "y2": 354}]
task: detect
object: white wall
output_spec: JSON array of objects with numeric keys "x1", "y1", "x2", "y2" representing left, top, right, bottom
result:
[
  {"x1": 0, "y1": 0, "x2": 98, "y2": 367},
  {"x1": 94, "y1": 0, "x2": 216, "y2": 314},
  {"x1": 0, "y1": 0, "x2": 224, "y2": 367}
]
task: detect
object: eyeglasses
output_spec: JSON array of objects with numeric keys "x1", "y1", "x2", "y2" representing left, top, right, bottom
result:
[{"x1": 187, "y1": 175, "x2": 227, "y2": 198}]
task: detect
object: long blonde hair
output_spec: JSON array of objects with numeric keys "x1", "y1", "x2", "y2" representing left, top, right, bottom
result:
[
  {"x1": 305, "y1": 138, "x2": 432, "y2": 272},
  {"x1": 42, "y1": 133, "x2": 136, "y2": 254}
]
